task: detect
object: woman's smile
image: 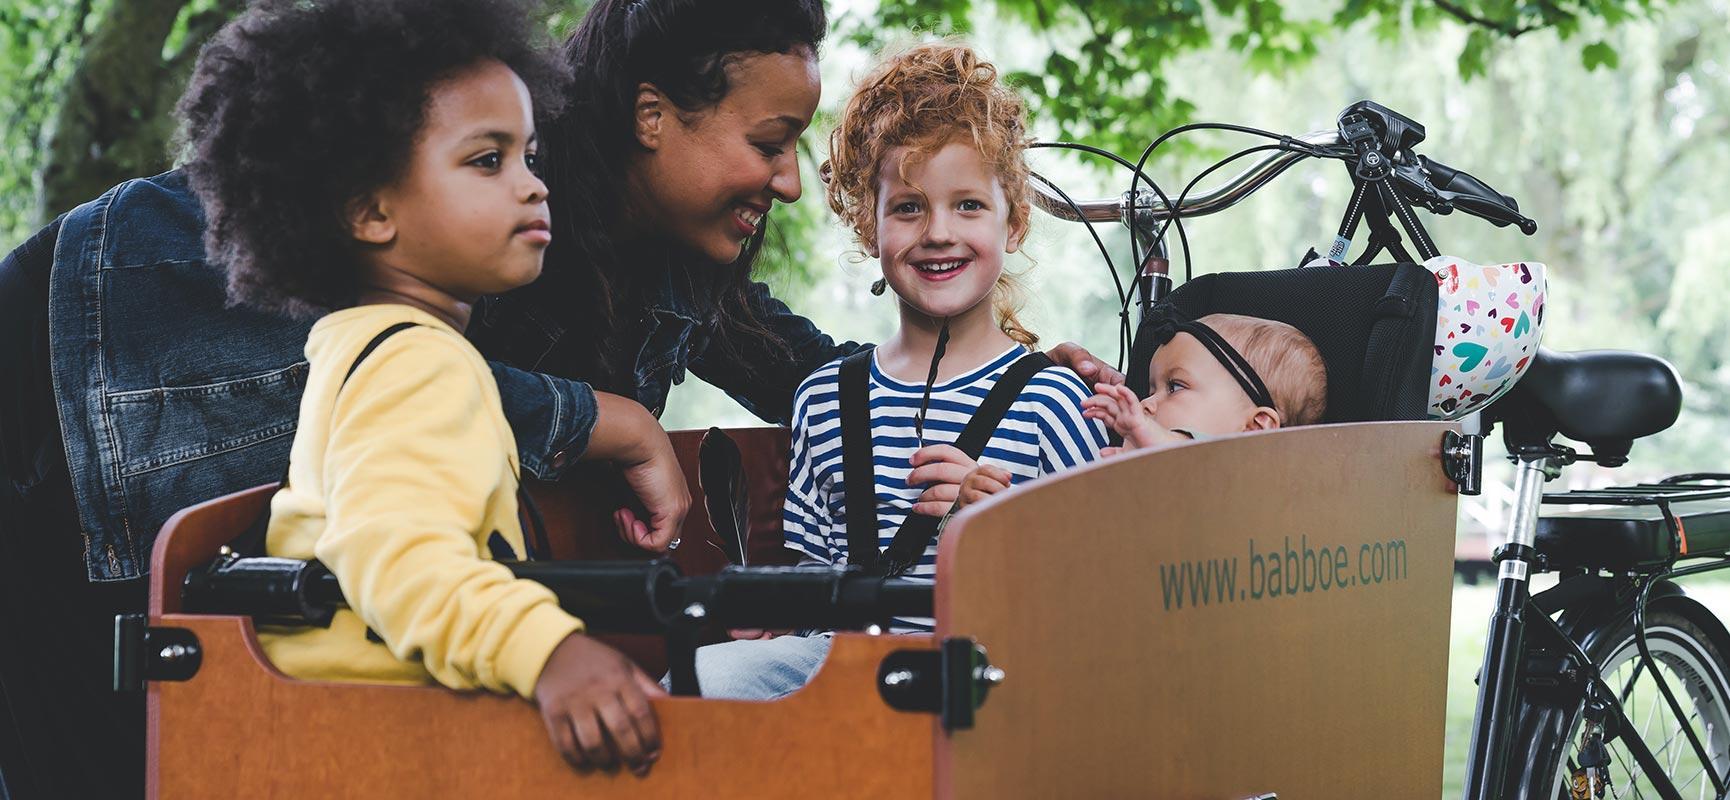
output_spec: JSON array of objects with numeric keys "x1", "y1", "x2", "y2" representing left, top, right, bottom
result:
[{"x1": 732, "y1": 204, "x2": 767, "y2": 237}]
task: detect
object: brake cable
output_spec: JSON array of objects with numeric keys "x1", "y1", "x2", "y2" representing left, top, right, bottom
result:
[{"x1": 1028, "y1": 170, "x2": 1133, "y2": 371}]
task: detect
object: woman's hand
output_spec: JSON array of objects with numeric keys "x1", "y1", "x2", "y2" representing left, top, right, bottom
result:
[
  {"x1": 1046, "y1": 341, "x2": 1124, "y2": 387},
  {"x1": 534, "y1": 633, "x2": 664, "y2": 775},
  {"x1": 588, "y1": 394, "x2": 690, "y2": 552},
  {"x1": 955, "y1": 464, "x2": 1014, "y2": 511},
  {"x1": 906, "y1": 444, "x2": 979, "y2": 517}
]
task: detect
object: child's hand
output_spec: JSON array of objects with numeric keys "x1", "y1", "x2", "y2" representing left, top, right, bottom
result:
[
  {"x1": 727, "y1": 628, "x2": 793, "y2": 640},
  {"x1": 906, "y1": 444, "x2": 979, "y2": 517},
  {"x1": 535, "y1": 633, "x2": 664, "y2": 776},
  {"x1": 955, "y1": 464, "x2": 1013, "y2": 510},
  {"x1": 1082, "y1": 383, "x2": 1180, "y2": 450}
]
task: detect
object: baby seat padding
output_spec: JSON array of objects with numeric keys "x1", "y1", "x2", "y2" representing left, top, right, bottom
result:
[{"x1": 1129, "y1": 263, "x2": 1438, "y2": 423}]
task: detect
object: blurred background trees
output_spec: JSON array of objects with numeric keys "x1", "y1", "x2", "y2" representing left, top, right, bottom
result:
[{"x1": 6, "y1": 0, "x2": 1724, "y2": 486}]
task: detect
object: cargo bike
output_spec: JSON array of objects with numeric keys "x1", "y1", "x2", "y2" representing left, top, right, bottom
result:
[{"x1": 117, "y1": 102, "x2": 1730, "y2": 798}]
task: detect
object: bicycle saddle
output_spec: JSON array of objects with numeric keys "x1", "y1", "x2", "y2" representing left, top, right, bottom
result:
[{"x1": 1491, "y1": 347, "x2": 1682, "y2": 465}]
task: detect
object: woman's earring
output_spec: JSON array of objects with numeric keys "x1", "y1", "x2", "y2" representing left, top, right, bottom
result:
[{"x1": 870, "y1": 278, "x2": 887, "y2": 296}]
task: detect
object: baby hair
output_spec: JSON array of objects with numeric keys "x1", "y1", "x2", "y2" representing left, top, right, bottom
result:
[
  {"x1": 822, "y1": 42, "x2": 1038, "y2": 346},
  {"x1": 1196, "y1": 313, "x2": 1329, "y2": 426}
]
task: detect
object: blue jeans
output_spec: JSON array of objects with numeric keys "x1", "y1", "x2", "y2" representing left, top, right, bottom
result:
[{"x1": 669, "y1": 634, "x2": 833, "y2": 700}]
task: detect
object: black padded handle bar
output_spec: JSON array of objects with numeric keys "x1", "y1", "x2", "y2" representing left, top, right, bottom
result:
[{"x1": 181, "y1": 556, "x2": 934, "y2": 633}]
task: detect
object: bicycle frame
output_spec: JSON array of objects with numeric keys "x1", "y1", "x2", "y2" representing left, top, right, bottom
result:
[{"x1": 1463, "y1": 457, "x2": 1730, "y2": 800}]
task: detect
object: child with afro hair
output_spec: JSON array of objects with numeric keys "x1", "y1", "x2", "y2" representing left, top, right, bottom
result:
[{"x1": 179, "y1": 0, "x2": 664, "y2": 774}]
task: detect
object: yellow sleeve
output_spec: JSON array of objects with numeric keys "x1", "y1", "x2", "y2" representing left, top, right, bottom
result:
[{"x1": 315, "y1": 329, "x2": 582, "y2": 698}]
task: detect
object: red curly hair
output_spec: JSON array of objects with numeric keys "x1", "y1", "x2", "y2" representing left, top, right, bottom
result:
[{"x1": 822, "y1": 42, "x2": 1038, "y2": 346}]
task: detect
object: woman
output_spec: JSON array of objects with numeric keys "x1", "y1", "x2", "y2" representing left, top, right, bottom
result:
[{"x1": 0, "y1": 1, "x2": 1119, "y2": 796}]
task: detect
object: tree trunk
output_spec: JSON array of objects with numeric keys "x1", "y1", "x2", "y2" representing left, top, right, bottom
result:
[{"x1": 38, "y1": 0, "x2": 239, "y2": 220}]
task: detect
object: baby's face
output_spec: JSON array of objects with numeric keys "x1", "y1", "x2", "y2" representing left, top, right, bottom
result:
[{"x1": 1144, "y1": 332, "x2": 1276, "y2": 435}]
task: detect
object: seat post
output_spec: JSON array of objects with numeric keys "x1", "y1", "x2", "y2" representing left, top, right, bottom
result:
[{"x1": 1462, "y1": 455, "x2": 1553, "y2": 800}]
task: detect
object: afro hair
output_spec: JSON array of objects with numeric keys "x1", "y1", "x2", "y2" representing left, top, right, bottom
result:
[{"x1": 178, "y1": 0, "x2": 569, "y2": 317}]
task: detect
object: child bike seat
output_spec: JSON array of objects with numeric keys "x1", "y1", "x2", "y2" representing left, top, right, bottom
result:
[{"x1": 1137, "y1": 262, "x2": 1438, "y2": 423}]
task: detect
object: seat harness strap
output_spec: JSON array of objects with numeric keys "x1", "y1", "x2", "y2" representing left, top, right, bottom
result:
[{"x1": 839, "y1": 349, "x2": 1054, "y2": 576}]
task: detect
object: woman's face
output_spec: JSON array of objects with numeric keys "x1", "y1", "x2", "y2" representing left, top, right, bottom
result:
[{"x1": 630, "y1": 48, "x2": 821, "y2": 264}]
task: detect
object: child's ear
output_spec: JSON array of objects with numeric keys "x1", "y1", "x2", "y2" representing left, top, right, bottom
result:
[
  {"x1": 1005, "y1": 210, "x2": 1029, "y2": 255},
  {"x1": 347, "y1": 195, "x2": 395, "y2": 246},
  {"x1": 633, "y1": 83, "x2": 666, "y2": 150},
  {"x1": 1245, "y1": 407, "x2": 1282, "y2": 431}
]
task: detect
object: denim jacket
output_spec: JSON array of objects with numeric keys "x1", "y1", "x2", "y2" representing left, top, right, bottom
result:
[{"x1": 23, "y1": 170, "x2": 852, "y2": 582}]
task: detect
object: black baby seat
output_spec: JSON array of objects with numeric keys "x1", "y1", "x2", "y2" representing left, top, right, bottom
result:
[{"x1": 1128, "y1": 262, "x2": 1439, "y2": 423}]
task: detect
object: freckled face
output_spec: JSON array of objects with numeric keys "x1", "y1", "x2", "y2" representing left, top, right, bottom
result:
[
  {"x1": 873, "y1": 141, "x2": 1023, "y2": 321},
  {"x1": 1143, "y1": 333, "x2": 1261, "y2": 435}
]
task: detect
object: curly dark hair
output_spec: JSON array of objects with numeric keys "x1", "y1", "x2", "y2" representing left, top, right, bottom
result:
[
  {"x1": 516, "y1": 0, "x2": 827, "y2": 390},
  {"x1": 177, "y1": 0, "x2": 569, "y2": 317}
]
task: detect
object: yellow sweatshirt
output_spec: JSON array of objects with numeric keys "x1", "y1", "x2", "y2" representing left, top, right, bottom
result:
[{"x1": 256, "y1": 304, "x2": 582, "y2": 698}]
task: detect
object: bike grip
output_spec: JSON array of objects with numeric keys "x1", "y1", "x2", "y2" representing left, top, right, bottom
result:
[{"x1": 1421, "y1": 156, "x2": 1538, "y2": 235}]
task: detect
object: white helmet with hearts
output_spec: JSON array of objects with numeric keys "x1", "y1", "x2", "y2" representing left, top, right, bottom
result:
[{"x1": 1426, "y1": 256, "x2": 1547, "y2": 420}]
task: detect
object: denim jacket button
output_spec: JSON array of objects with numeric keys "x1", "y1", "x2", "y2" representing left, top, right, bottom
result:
[{"x1": 551, "y1": 449, "x2": 570, "y2": 469}]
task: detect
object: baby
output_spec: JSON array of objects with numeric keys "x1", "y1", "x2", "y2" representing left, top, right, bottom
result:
[
  {"x1": 956, "y1": 313, "x2": 1325, "y2": 506},
  {"x1": 1085, "y1": 313, "x2": 1328, "y2": 454}
]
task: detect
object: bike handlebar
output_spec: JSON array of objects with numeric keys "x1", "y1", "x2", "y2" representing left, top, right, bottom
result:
[
  {"x1": 1030, "y1": 130, "x2": 1345, "y2": 224},
  {"x1": 1030, "y1": 113, "x2": 1538, "y2": 237}
]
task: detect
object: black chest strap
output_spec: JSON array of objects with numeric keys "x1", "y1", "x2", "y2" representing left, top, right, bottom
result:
[{"x1": 839, "y1": 348, "x2": 1054, "y2": 576}]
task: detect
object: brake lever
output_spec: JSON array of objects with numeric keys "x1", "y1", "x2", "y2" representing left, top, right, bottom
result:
[{"x1": 1388, "y1": 158, "x2": 1539, "y2": 235}]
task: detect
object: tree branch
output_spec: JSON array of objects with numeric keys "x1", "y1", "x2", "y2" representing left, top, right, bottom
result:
[{"x1": 1429, "y1": 0, "x2": 1540, "y2": 38}]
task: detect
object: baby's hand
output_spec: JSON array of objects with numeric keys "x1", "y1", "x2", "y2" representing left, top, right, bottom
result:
[
  {"x1": 955, "y1": 464, "x2": 1014, "y2": 511},
  {"x1": 1082, "y1": 383, "x2": 1179, "y2": 451},
  {"x1": 907, "y1": 444, "x2": 979, "y2": 517}
]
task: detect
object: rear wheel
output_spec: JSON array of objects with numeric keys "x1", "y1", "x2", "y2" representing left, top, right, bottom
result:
[{"x1": 1510, "y1": 601, "x2": 1730, "y2": 799}]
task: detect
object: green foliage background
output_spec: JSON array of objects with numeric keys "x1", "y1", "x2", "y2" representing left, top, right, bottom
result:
[{"x1": 6, "y1": 0, "x2": 1726, "y2": 546}]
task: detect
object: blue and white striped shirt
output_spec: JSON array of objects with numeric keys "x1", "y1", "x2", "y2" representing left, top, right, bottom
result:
[{"x1": 781, "y1": 345, "x2": 1107, "y2": 631}]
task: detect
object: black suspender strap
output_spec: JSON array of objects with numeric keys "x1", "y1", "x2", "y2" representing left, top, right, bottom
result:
[
  {"x1": 231, "y1": 321, "x2": 419, "y2": 556},
  {"x1": 343, "y1": 322, "x2": 421, "y2": 384},
  {"x1": 838, "y1": 347, "x2": 880, "y2": 571},
  {"x1": 840, "y1": 350, "x2": 1055, "y2": 577}
]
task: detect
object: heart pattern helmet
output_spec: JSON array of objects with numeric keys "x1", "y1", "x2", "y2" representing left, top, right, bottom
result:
[{"x1": 1426, "y1": 255, "x2": 1547, "y2": 420}]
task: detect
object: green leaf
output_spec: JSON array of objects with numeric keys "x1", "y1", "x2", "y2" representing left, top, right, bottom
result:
[
  {"x1": 1581, "y1": 41, "x2": 1620, "y2": 70},
  {"x1": 1458, "y1": 28, "x2": 1493, "y2": 79}
]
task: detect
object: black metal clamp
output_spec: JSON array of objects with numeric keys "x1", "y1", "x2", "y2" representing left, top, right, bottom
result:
[
  {"x1": 1443, "y1": 430, "x2": 1484, "y2": 496},
  {"x1": 113, "y1": 613, "x2": 202, "y2": 692},
  {"x1": 876, "y1": 638, "x2": 1003, "y2": 731}
]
